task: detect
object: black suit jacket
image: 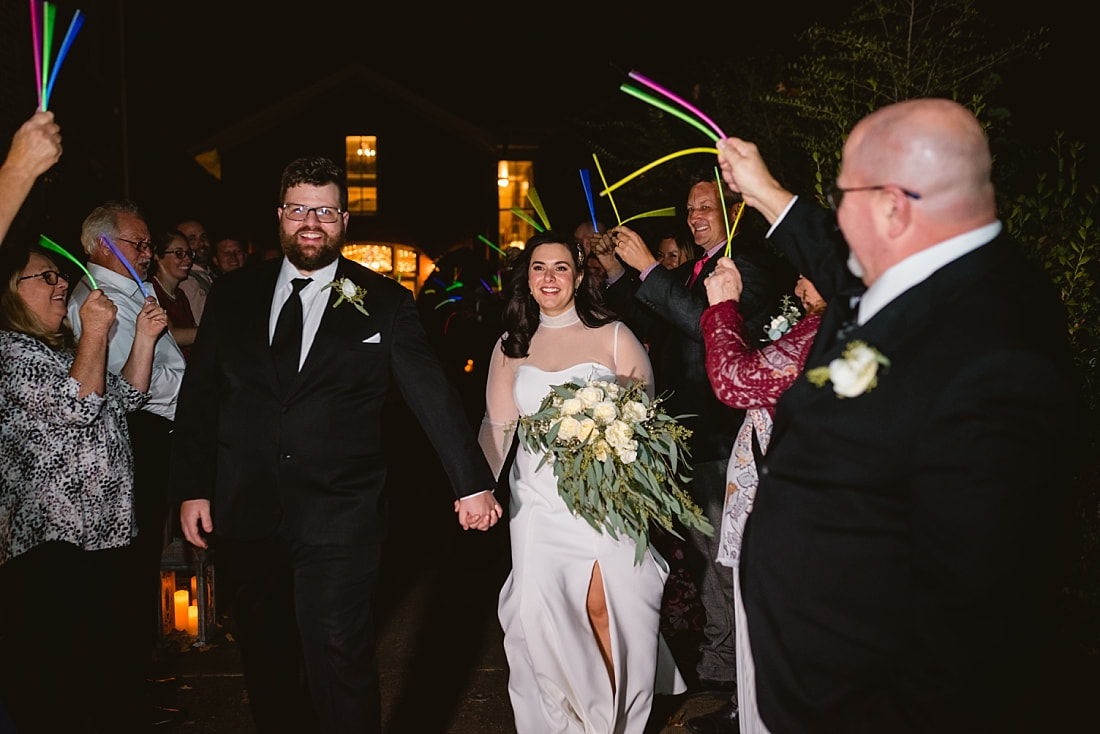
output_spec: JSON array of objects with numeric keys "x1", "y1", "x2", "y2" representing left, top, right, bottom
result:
[
  {"x1": 742, "y1": 198, "x2": 1080, "y2": 732},
  {"x1": 170, "y1": 257, "x2": 495, "y2": 545},
  {"x1": 605, "y1": 241, "x2": 789, "y2": 462}
]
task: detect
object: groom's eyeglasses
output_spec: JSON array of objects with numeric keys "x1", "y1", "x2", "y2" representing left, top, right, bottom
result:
[
  {"x1": 281, "y1": 203, "x2": 344, "y2": 223},
  {"x1": 826, "y1": 182, "x2": 922, "y2": 210}
]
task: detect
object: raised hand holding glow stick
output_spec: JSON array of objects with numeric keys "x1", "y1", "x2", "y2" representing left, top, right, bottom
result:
[{"x1": 98, "y1": 233, "x2": 149, "y2": 298}]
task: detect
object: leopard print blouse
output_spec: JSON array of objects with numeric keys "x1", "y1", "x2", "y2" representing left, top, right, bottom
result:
[{"x1": 1, "y1": 330, "x2": 148, "y2": 565}]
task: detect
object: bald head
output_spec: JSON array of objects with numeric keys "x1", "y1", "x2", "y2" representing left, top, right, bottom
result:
[
  {"x1": 837, "y1": 99, "x2": 998, "y2": 284},
  {"x1": 845, "y1": 99, "x2": 995, "y2": 226}
]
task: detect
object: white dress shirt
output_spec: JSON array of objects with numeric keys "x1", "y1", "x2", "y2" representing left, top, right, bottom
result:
[
  {"x1": 67, "y1": 263, "x2": 187, "y2": 420},
  {"x1": 268, "y1": 257, "x2": 341, "y2": 370}
]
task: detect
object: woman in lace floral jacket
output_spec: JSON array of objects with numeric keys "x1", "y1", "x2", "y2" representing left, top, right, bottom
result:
[
  {"x1": 699, "y1": 256, "x2": 825, "y2": 734},
  {"x1": 0, "y1": 243, "x2": 166, "y2": 733}
]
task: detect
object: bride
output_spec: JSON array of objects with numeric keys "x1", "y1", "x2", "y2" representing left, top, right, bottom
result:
[{"x1": 478, "y1": 231, "x2": 685, "y2": 733}]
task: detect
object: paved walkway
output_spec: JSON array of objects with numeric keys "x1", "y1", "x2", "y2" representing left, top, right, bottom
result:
[{"x1": 151, "y1": 400, "x2": 726, "y2": 732}]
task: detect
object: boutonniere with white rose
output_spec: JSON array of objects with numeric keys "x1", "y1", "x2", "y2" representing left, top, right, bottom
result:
[
  {"x1": 806, "y1": 340, "x2": 890, "y2": 398},
  {"x1": 323, "y1": 277, "x2": 369, "y2": 316},
  {"x1": 765, "y1": 295, "x2": 802, "y2": 341}
]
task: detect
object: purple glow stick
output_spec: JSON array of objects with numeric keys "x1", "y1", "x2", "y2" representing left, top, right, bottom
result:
[
  {"x1": 99, "y1": 234, "x2": 150, "y2": 298},
  {"x1": 43, "y1": 9, "x2": 84, "y2": 109},
  {"x1": 30, "y1": 0, "x2": 43, "y2": 109},
  {"x1": 627, "y1": 70, "x2": 726, "y2": 140}
]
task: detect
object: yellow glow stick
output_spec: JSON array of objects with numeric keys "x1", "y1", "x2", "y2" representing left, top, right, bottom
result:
[
  {"x1": 599, "y1": 148, "x2": 719, "y2": 197},
  {"x1": 527, "y1": 188, "x2": 551, "y2": 231},
  {"x1": 510, "y1": 207, "x2": 544, "y2": 233},
  {"x1": 591, "y1": 153, "x2": 621, "y2": 226},
  {"x1": 715, "y1": 167, "x2": 731, "y2": 249},
  {"x1": 620, "y1": 207, "x2": 677, "y2": 225},
  {"x1": 724, "y1": 202, "x2": 746, "y2": 258}
]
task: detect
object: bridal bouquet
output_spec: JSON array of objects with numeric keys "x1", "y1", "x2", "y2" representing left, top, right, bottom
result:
[{"x1": 515, "y1": 377, "x2": 713, "y2": 564}]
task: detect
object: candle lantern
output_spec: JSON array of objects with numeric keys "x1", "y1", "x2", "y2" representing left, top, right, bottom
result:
[{"x1": 159, "y1": 537, "x2": 217, "y2": 646}]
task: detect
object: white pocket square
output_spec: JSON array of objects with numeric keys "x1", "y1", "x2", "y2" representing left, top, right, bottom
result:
[{"x1": 362, "y1": 332, "x2": 381, "y2": 344}]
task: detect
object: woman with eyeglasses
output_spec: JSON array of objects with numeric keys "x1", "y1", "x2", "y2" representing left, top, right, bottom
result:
[
  {"x1": 150, "y1": 229, "x2": 198, "y2": 360},
  {"x1": 0, "y1": 242, "x2": 167, "y2": 733}
]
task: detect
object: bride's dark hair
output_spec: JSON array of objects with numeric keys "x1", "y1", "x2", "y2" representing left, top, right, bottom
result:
[{"x1": 500, "y1": 231, "x2": 615, "y2": 358}]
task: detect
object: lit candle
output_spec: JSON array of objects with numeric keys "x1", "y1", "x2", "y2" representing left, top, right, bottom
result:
[
  {"x1": 190, "y1": 575, "x2": 197, "y2": 599},
  {"x1": 187, "y1": 604, "x2": 199, "y2": 636},
  {"x1": 174, "y1": 590, "x2": 189, "y2": 631}
]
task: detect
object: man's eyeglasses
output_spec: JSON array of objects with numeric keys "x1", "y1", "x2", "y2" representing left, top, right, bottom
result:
[
  {"x1": 826, "y1": 183, "x2": 922, "y2": 211},
  {"x1": 163, "y1": 248, "x2": 196, "y2": 260},
  {"x1": 280, "y1": 203, "x2": 344, "y2": 223},
  {"x1": 19, "y1": 270, "x2": 70, "y2": 286},
  {"x1": 115, "y1": 236, "x2": 154, "y2": 254}
]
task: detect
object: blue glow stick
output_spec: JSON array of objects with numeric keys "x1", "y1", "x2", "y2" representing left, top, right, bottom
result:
[
  {"x1": 43, "y1": 9, "x2": 84, "y2": 109},
  {"x1": 99, "y1": 233, "x2": 149, "y2": 297},
  {"x1": 580, "y1": 169, "x2": 599, "y2": 233}
]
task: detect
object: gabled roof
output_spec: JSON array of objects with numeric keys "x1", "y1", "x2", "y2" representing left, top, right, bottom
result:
[{"x1": 185, "y1": 63, "x2": 501, "y2": 159}]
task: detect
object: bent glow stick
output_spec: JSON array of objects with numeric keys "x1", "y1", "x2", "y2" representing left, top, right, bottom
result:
[
  {"x1": 39, "y1": 234, "x2": 96, "y2": 289},
  {"x1": 627, "y1": 70, "x2": 726, "y2": 139},
  {"x1": 598, "y1": 148, "x2": 719, "y2": 197},
  {"x1": 620, "y1": 207, "x2": 677, "y2": 225},
  {"x1": 98, "y1": 234, "x2": 149, "y2": 298},
  {"x1": 43, "y1": 9, "x2": 85, "y2": 109},
  {"x1": 620, "y1": 84, "x2": 719, "y2": 143}
]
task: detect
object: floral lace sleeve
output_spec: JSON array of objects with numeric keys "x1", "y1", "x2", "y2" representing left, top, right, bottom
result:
[{"x1": 701, "y1": 301, "x2": 822, "y2": 410}]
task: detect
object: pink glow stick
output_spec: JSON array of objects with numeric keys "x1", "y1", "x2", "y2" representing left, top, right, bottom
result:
[
  {"x1": 628, "y1": 70, "x2": 726, "y2": 140},
  {"x1": 30, "y1": 0, "x2": 43, "y2": 109}
]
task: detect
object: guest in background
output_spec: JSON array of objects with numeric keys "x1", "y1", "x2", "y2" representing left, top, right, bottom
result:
[
  {"x1": 0, "y1": 242, "x2": 166, "y2": 733},
  {"x1": 212, "y1": 235, "x2": 247, "y2": 275},
  {"x1": 175, "y1": 217, "x2": 213, "y2": 323},
  {"x1": 693, "y1": 258, "x2": 824, "y2": 734},
  {"x1": 655, "y1": 230, "x2": 701, "y2": 271},
  {"x1": 150, "y1": 229, "x2": 199, "y2": 360}
]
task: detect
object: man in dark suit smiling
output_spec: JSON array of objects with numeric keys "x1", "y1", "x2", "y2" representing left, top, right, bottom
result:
[
  {"x1": 717, "y1": 99, "x2": 1080, "y2": 732},
  {"x1": 170, "y1": 156, "x2": 502, "y2": 734}
]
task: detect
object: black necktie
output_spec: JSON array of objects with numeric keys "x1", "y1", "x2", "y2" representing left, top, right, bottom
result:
[{"x1": 272, "y1": 277, "x2": 312, "y2": 388}]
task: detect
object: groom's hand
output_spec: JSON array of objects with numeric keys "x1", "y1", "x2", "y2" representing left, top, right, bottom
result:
[
  {"x1": 455, "y1": 492, "x2": 502, "y2": 531},
  {"x1": 180, "y1": 499, "x2": 213, "y2": 548}
]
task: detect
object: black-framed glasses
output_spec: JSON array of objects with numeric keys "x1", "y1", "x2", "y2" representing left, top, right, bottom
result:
[
  {"x1": 163, "y1": 248, "x2": 196, "y2": 260},
  {"x1": 826, "y1": 183, "x2": 922, "y2": 211},
  {"x1": 280, "y1": 203, "x2": 344, "y2": 223},
  {"x1": 19, "y1": 270, "x2": 70, "y2": 286},
  {"x1": 115, "y1": 236, "x2": 154, "y2": 254}
]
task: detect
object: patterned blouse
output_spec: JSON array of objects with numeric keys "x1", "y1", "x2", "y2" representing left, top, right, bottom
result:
[
  {"x1": 0, "y1": 330, "x2": 147, "y2": 565},
  {"x1": 700, "y1": 300, "x2": 822, "y2": 567}
]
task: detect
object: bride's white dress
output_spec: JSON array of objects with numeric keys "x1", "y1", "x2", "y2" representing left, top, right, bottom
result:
[{"x1": 480, "y1": 311, "x2": 685, "y2": 734}]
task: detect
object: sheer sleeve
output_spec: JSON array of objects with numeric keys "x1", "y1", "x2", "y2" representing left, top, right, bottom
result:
[
  {"x1": 478, "y1": 336, "x2": 519, "y2": 480},
  {"x1": 612, "y1": 322, "x2": 655, "y2": 399},
  {"x1": 701, "y1": 301, "x2": 822, "y2": 410}
]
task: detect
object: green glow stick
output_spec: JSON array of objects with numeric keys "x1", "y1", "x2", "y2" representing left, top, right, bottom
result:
[
  {"x1": 598, "y1": 148, "x2": 719, "y2": 197},
  {"x1": 620, "y1": 84, "x2": 720, "y2": 143},
  {"x1": 476, "y1": 234, "x2": 505, "y2": 254},
  {"x1": 41, "y1": 2, "x2": 55, "y2": 110},
  {"x1": 591, "y1": 153, "x2": 621, "y2": 226},
  {"x1": 510, "y1": 207, "x2": 544, "y2": 233},
  {"x1": 526, "y1": 188, "x2": 551, "y2": 231},
  {"x1": 620, "y1": 207, "x2": 677, "y2": 225},
  {"x1": 39, "y1": 234, "x2": 96, "y2": 289}
]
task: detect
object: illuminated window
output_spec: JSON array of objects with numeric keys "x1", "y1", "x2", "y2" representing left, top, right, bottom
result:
[
  {"x1": 498, "y1": 159, "x2": 535, "y2": 249},
  {"x1": 346, "y1": 136, "x2": 378, "y2": 214}
]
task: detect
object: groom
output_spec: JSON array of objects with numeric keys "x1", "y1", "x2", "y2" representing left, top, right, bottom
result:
[{"x1": 170, "y1": 156, "x2": 502, "y2": 734}]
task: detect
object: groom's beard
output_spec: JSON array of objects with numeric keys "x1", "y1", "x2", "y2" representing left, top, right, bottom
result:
[{"x1": 281, "y1": 225, "x2": 344, "y2": 272}]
